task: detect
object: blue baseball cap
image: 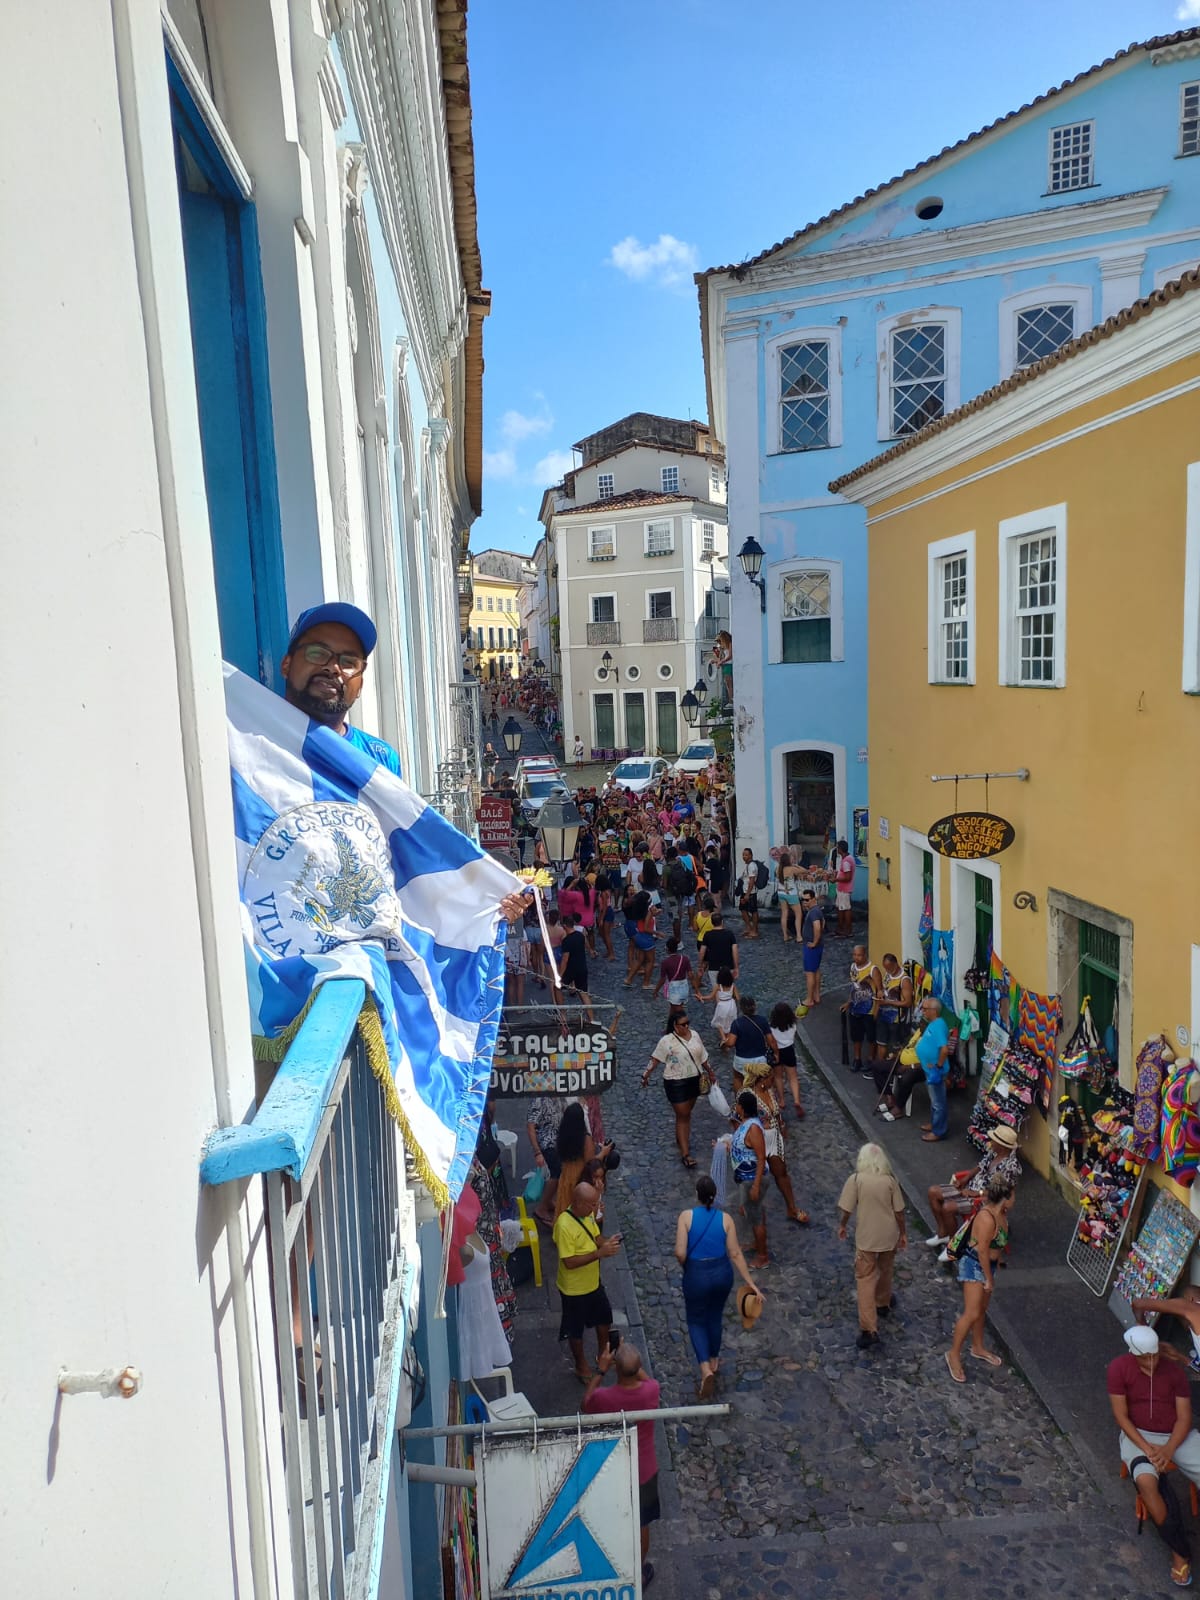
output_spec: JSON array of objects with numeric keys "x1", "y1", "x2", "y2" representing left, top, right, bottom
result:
[{"x1": 287, "y1": 602, "x2": 378, "y2": 657}]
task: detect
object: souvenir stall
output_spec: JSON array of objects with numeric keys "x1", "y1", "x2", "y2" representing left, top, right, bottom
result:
[{"x1": 1064, "y1": 1086, "x2": 1150, "y2": 1296}]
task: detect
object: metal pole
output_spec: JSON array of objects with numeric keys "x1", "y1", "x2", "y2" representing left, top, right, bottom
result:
[
  {"x1": 405, "y1": 1462, "x2": 478, "y2": 1488},
  {"x1": 929, "y1": 769, "x2": 1029, "y2": 783},
  {"x1": 400, "y1": 1402, "x2": 727, "y2": 1440}
]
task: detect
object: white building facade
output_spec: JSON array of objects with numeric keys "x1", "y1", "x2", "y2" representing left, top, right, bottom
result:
[
  {"x1": 5, "y1": 2, "x2": 487, "y2": 1596},
  {"x1": 538, "y1": 415, "x2": 729, "y2": 758}
]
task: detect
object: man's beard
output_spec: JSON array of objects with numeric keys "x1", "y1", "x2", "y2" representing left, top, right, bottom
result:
[{"x1": 289, "y1": 682, "x2": 351, "y2": 725}]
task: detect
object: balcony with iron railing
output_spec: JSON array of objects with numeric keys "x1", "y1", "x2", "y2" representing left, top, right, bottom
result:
[
  {"x1": 201, "y1": 979, "x2": 415, "y2": 1600},
  {"x1": 642, "y1": 617, "x2": 678, "y2": 643},
  {"x1": 586, "y1": 621, "x2": 620, "y2": 646}
]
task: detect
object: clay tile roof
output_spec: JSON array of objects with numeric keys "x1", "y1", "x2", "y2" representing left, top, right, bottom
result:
[
  {"x1": 698, "y1": 30, "x2": 1200, "y2": 281},
  {"x1": 828, "y1": 269, "x2": 1200, "y2": 494},
  {"x1": 555, "y1": 489, "x2": 697, "y2": 516}
]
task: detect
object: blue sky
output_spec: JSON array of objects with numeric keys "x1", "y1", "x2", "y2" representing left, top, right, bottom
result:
[{"x1": 467, "y1": 0, "x2": 1193, "y2": 554}]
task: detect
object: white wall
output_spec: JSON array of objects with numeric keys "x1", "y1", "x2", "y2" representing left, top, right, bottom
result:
[{"x1": 2, "y1": 5, "x2": 282, "y2": 1595}]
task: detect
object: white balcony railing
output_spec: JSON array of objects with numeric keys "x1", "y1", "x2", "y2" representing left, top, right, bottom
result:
[{"x1": 201, "y1": 979, "x2": 413, "y2": 1600}]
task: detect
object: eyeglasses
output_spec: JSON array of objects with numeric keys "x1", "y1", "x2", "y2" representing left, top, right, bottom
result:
[{"x1": 298, "y1": 642, "x2": 366, "y2": 674}]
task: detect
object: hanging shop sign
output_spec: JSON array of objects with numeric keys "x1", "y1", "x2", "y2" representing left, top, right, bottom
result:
[
  {"x1": 477, "y1": 1425, "x2": 641, "y2": 1600},
  {"x1": 927, "y1": 812, "x2": 1015, "y2": 860},
  {"x1": 477, "y1": 794, "x2": 515, "y2": 852},
  {"x1": 489, "y1": 1025, "x2": 616, "y2": 1098}
]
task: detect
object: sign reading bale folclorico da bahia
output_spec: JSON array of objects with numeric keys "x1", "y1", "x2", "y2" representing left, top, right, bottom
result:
[
  {"x1": 927, "y1": 811, "x2": 1015, "y2": 860},
  {"x1": 489, "y1": 1026, "x2": 615, "y2": 1097}
]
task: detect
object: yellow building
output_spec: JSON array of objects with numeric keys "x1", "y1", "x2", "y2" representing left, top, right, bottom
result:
[
  {"x1": 467, "y1": 566, "x2": 524, "y2": 681},
  {"x1": 834, "y1": 274, "x2": 1200, "y2": 1183}
]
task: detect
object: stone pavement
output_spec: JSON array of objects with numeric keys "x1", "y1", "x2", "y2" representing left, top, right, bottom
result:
[{"x1": 490, "y1": 753, "x2": 1176, "y2": 1592}]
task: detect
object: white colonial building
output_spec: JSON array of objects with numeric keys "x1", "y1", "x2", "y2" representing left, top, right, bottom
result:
[
  {"x1": 5, "y1": 2, "x2": 488, "y2": 1596},
  {"x1": 537, "y1": 414, "x2": 729, "y2": 757}
]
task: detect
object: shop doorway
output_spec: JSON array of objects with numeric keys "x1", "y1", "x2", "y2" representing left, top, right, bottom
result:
[
  {"x1": 899, "y1": 825, "x2": 940, "y2": 967},
  {"x1": 169, "y1": 58, "x2": 285, "y2": 684},
  {"x1": 655, "y1": 691, "x2": 678, "y2": 756},
  {"x1": 1049, "y1": 892, "x2": 1133, "y2": 1152},
  {"x1": 624, "y1": 692, "x2": 646, "y2": 753},
  {"x1": 785, "y1": 750, "x2": 835, "y2": 866},
  {"x1": 593, "y1": 693, "x2": 615, "y2": 751}
]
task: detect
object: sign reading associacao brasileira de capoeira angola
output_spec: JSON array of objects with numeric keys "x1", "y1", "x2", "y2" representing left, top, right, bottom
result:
[{"x1": 489, "y1": 1026, "x2": 616, "y2": 1097}]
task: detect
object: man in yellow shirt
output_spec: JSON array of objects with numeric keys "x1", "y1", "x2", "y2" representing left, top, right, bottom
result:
[{"x1": 553, "y1": 1182, "x2": 622, "y2": 1381}]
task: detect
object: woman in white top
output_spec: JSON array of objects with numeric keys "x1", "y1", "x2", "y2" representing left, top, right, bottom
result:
[
  {"x1": 769, "y1": 1000, "x2": 804, "y2": 1118},
  {"x1": 642, "y1": 1010, "x2": 713, "y2": 1169}
]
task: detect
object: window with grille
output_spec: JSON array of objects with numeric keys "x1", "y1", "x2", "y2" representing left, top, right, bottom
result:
[
  {"x1": 644, "y1": 519, "x2": 674, "y2": 556},
  {"x1": 1014, "y1": 533, "x2": 1057, "y2": 683},
  {"x1": 935, "y1": 551, "x2": 970, "y2": 681},
  {"x1": 710, "y1": 463, "x2": 722, "y2": 494},
  {"x1": 1048, "y1": 121, "x2": 1093, "y2": 192},
  {"x1": 890, "y1": 324, "x2": 945, "y2": 437},
  {"x1": 781, "y1": 570, "x2": 832, "y2": 663},
  {"x1": 588, "y1": 525, "x2": 616, "y2": 560},
  {"x1": 780, "y1": 340, "x2": 830, "y2": 450},
  {"x1": 1183, "y1": 84, "x2": 1200, "y2": 156},
  {"x1": 597, "y1": 472, "x2": 614, "y2": 499},
  {"x1": 648, "y1": 590, "x2": 674, "y2": 619},
  {"x1": 661, "y1": 466, "x2": 679, "y2": 493},
  {"x1": 701, "y1": 521, "x2": 715, "y2": 555},
  {"x1": 590, "y1": 595, "x2": 616, "y2": 624},
  {"x1": 1016, "y1": 303, "x2": 1075, "y2": 368},
  {"x1": 487, "y1": 596, "x2": 494, "y2": 610}
]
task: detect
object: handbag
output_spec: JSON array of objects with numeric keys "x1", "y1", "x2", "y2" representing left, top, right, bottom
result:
[{"x1": 521, "y1": 1165, "x2": 546, "y2": 1206}]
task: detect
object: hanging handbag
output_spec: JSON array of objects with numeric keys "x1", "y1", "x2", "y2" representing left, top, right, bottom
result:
[
  {"x1": 521, "y1": 1165, "x2": 546, "y2": 1206},
  {"x1": 1059, "y1": 1001, "x2": 1094, "y2": 1082}
]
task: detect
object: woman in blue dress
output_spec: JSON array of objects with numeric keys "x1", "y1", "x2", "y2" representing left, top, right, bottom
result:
[{"x1": 673, "y1": 1174, "x2": 764, "y2": 1400}]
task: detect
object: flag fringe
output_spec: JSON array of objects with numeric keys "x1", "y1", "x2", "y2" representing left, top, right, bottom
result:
[{"x1": 356, "y1": 997, "x2": 451, "y2": 1213}]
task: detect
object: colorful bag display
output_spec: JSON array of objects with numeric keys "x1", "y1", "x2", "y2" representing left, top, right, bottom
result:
[
  {"x1": 1161, "y1": 1057, "x2": 1200, "y2": 1187},
  {"x1": 1131, "y1": 1035, "x2": 1174, "y2": 1164}
]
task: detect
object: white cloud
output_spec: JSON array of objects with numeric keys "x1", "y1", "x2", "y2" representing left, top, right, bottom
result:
[
  {"x1": 1179, "y1": 1, "x2": 1200, "y2": 19},
  {"x1": 483, "y1": 448, "x2": 517, "y2": 480},
  {"x1": 532, "y1": 449, "x2": 575, "y2": 484},
  {"x1": 608, "y1": 232, "x2": 698, "y2": 289},
  {"x1": 499, "y1": 407, "x2": 552, "y2": 444}
]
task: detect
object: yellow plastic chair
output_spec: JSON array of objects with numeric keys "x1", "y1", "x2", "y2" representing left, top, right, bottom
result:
[{"x1": 514, "y1": 1196, "x2": 543, "y2": 1287}]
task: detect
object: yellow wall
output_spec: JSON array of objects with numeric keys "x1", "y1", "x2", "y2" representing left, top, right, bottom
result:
[
  {"x1": 469, "y1": 576, "x2": 523, "y2": 677},
  {"x1": 864, "y1": 351, "x2": 1200, "y2": 1181}
]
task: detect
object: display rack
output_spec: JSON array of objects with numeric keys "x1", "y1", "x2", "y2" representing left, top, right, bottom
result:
[
  {"x1": 1068, "y1": 1161, "x2": 1149, "y2": 1297},
  {"x1": 1110, "y1": 1188, "x2": 1200, "y2": 1321}
]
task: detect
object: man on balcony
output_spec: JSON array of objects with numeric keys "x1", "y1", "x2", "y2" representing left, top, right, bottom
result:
[{"x1": 281, "y1": 602, "x2": 401, "y2": 775}]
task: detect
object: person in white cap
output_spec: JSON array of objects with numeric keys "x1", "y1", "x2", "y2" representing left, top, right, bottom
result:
[{"x1": 1108, "y1": 1322, "x2": 1200, "y2": 1588}]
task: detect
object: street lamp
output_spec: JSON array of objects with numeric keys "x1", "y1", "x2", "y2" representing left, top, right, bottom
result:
[
  {"x1": 538, "y1": 792, "x2": 582, "y2": 868},
  {"x1": 599, "y1": 650, "x2": 619, "y2": 683},
  {"x1": 738, "y1": 536, "x2": 767, "y2": 613},
  {"x1": 501, "y1": 716, "x2": 523, "y2": 756},
  {"x1": 680, "y1": 689, "x2": 701, "y2": 728}
]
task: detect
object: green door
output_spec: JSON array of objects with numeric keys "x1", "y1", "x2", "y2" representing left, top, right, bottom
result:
[
  {"x1": 594, "y1": 694, "x2": 615, "y2": 750},
  {"x1": 624, "y1": 693, "x2": 646, "y2": 753},
  {"x1": 655, "y1": 691, "x2": 678, "y2": 756}
]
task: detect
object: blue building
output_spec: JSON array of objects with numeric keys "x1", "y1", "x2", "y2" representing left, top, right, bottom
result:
[{"x1": 700, "y1": 28, "x2": 1200, "y2": 874}]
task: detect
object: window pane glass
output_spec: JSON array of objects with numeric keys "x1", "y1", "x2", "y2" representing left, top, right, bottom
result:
[
  {"x1": 891, "y1": 324, "x2": 946, "y2": 436},
  {"x1": 1016, "y1": 304, "x2": 1074, "y2": 368},
  {"x1": 649, "y1": 591, "x2": 673, "y2": 619},
  {"x1": 1183, "y1": 84, "x2": 1200, "y2": 156},
  {"x1": 780, "y1": 342, "x2": 830, "y2": 450},
  {"x1": 782, "y1": 571, "x2": 831, "y2": 619},
  {"x1": 781, "y1": 617, "x2": 832, "y2": 663},
  {"x1": 1049, "y1": 121, "x2": 1093, "y2": 191}
]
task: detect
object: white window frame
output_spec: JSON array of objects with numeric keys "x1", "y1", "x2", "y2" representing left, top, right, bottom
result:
[
  {"x1": 646, "y1": 588, "x2": 675, "y2": 620},
  {"x1": 588, "y1": 524, "x2": 616, "y2": 560},
  {"x1": 950, "y1": 859, "x2": 1002, "y2": 1011},
  {"x1": 1047, "y1": 119, "x2": 1095, "y2": 193},
  {"x1": 998, "y1": 503, "x2": 1068, "y2": 688},
  {"x1": 644, "y1": 517, "x2": 675, "y2": 556},
  {"x1": 766, "y1": 325, "x2": 844, "y2": 454},
  {"x1": 1181, "y1": 82, "x2": 1200, "y2": 158},
  {"x1": 597, "y1": 472, "x2": 615, "y2": 500},
  {"x1": 875, "y1": 308, "x2": 961, "y2": 442},
  {"x1": 701, "y1": 520, "x2": 716, "y2": 555},
  {"x1": 1184, "y1": 462, "x2": 1200, "y2": 694},
  {"x1": 766, "y1": 558, "x2": 844, "y2": 665},
  {"x1": 589, "y1": 592, "x2": 617, "y2": 625},
  {"x1": 661, "y1": 465, "x2": 680, "y2": 494},
  {"x1": 997, "y1": 285, "x2": 1092, "y2": 379},
  {"x1": 926, "y1": 531, "x2": 976, "y2": 685},
  {"x1": 710, "y1": 462, "x2": 721, "y2": 495}
]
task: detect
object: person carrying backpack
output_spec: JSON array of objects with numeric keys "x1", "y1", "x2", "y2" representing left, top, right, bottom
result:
[
  {"x1": 737, "y1": 848, "x2": 768, "y2": 940},
  {"x1": 663, "y1": 845, "x2": 697, "y2": 940}
]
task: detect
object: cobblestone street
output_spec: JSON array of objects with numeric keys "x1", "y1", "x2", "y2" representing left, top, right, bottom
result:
[{"x1": 505, "y1": 900, "x2": 1168, "y2": 1597}]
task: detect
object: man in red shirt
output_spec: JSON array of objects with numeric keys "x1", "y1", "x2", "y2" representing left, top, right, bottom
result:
[
  {"x1": 1108, "y1": 1323, "x2": 1200, "y2": 1586},
  {"x1": 583, "y1": 1340, "x2": 661, "y2": 1590}
]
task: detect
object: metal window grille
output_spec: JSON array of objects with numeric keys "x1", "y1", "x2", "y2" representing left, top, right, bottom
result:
[
  {"x1": 648, "y1": 590, "x2": 673, "y2": 619},
  {"x1": 937, "y1": 552, "x2": 969, "y2": 680},
  {"x1": 890, "y1": 324, "x2": 945, "y2": 437},
  {"x1": 597, "y1": 472, "x2": 614, "y2": 499},
  {"x1": 1015, "y1": 533, "x2": 1057, "y2": 682},
  {"x1": 645, "y1": 519, "x2": 674, "y2": 556},
  {"x1": 588, "y1": 525, "x2": 616, "y2": 559},
  {"x1": 781, "y1": 570, "x2": 832, "y2": 663},
  {"x1": 1049, "y1": 121, "x2": 1093, "y2": 192},
  {"x1": 591, "y1": 594, "x2": 616, "y2": 623},
  {"x1": 1183, "y1": 84, "x2": 1200, "y2": 155},
  {"x1": 1015, "y1": 303, "x2": 1075, "y2": 368},
  {"x1": 779, "y1": 340, "x2": 830, "y2": 450},
  {"x1": 661, "y1": 466, "x2": 679, "y2": 493},
  {"x1": 701, "y1": 521, "x2": 715, "y2": 554}
]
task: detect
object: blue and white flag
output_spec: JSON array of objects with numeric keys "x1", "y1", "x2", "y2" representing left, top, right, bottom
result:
[{"x1": 224, "y1": 663, "x2": 521, "y2": 1206}]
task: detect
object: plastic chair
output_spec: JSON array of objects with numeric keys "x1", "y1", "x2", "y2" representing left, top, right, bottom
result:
[
  {"x1": 493, "y1": 1127, "x2": 518, "y2": 1179},
  {"x1": 1121, "y1": 1459, "x2": 1199, "y2": 1528},
  {"x1": 514, "y1": 1196, "x2": 543, "y2": 1287}
]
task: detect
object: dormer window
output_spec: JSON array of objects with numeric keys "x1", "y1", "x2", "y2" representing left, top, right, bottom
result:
[
  {"x1": 1048, "y1": 120, "x2": 1094, "y2": 192},
  {"x1": 597, "y1": 472, "x2": 614, "y2": 500}
]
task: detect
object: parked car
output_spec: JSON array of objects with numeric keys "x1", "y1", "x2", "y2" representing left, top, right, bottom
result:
[
  {"x1": 604, "y1": 756, "x2": 671, "y2": 795},
  {"x1": 672, "y1": 740, "x2": 716, "y2": 776},
  {"x1": 520, "y1": 771, "x2": 572, "y2": 819}
]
